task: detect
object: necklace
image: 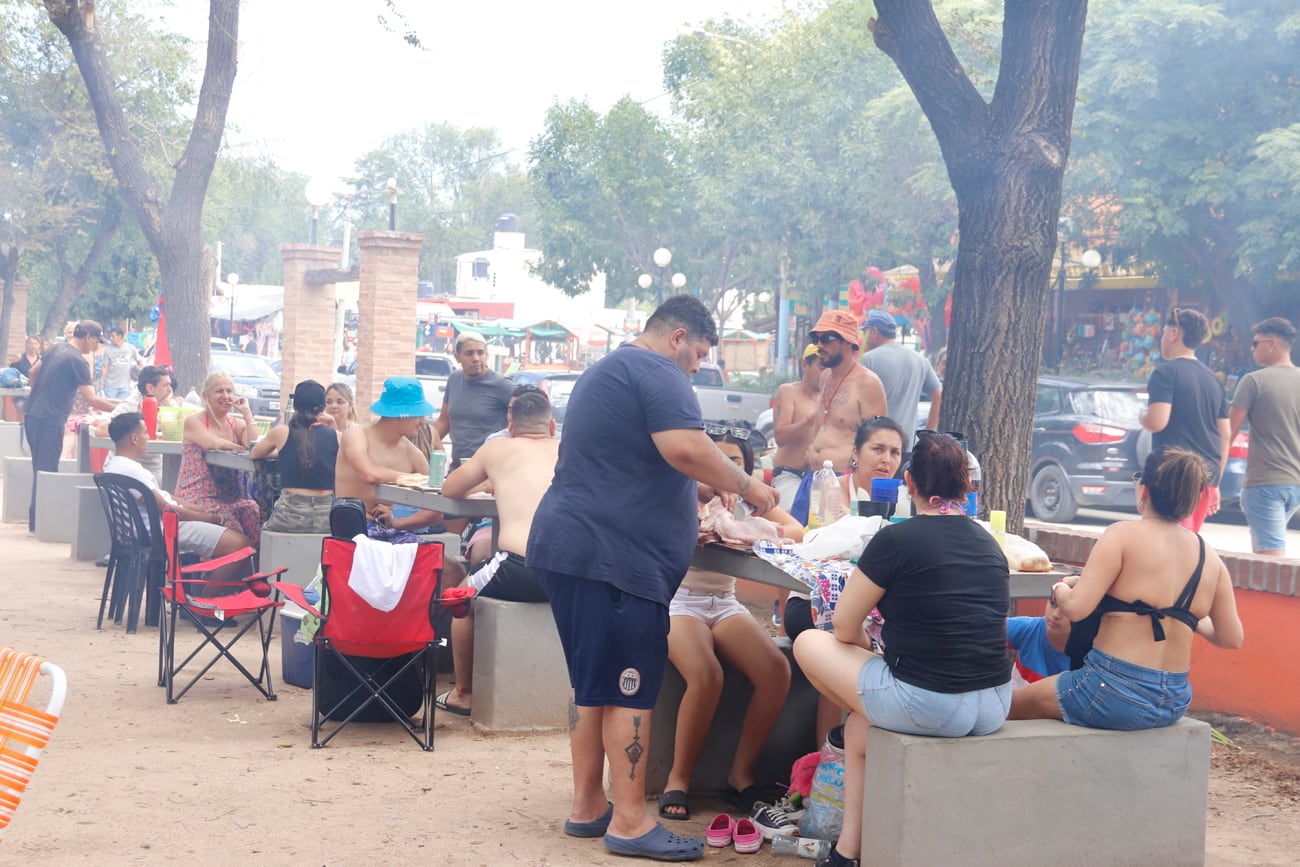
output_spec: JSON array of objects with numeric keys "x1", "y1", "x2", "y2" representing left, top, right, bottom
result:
[{"x1": 821, "y1": 366, "x2": 859, "y2": 422}]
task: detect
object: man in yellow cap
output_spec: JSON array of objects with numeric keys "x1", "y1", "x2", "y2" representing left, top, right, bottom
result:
[
  {"x1": 805, "y1": 310, "x2": 887, "y2": 473},
  {"x1": 770, "y1": 343, "x2": 823, "y2": 509}
]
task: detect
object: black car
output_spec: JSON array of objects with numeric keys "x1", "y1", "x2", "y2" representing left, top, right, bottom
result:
[
  {"x1": 209, "y1": 350, "x2": 281, "y2": 418},
  {"x1": 1027, "y1": 377, "x2": 1148, "y2": 522}
]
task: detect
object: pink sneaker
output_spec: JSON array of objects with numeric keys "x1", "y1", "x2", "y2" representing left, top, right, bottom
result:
[
  {"x1": 706, "y1": 813, "x2": 735, "y2": 848},
  {"x1": 733, "y1": 817, "x2": 763, "y2": 854}
]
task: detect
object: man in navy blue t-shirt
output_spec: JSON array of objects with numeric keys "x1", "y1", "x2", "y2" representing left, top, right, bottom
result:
[{"x1": 528, "y1": 295, "x2": 777, "y2": 860}]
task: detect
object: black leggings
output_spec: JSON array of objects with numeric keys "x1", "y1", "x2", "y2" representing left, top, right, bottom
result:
[{"x1": 23, "y1": 414, "x2": 65, "y2": 532}]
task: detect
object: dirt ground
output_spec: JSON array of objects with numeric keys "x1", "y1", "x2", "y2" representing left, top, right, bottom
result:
[{"x1": 2, "y1": 508, "x2": 1298, "y2": 865}]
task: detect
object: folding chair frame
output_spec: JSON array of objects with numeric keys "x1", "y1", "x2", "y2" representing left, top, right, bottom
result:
[
  {"x1": 156, "y1": 512, "x2": 286, "y2": 704},
  {"x1": 275, "y1": 537, "x2": 451, "y2": 751}
]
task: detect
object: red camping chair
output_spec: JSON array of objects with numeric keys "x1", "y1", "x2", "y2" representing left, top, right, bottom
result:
[
  {"x1": 157, "y1": 511, "x2": 286, "y2": 703},
  {"x1": 275, "y1": 536, "x2": 463, "y2": 750}
]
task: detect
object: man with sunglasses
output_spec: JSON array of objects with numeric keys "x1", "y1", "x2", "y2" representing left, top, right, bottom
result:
[
  {"x1": 1228, "y1": 317, "x2": 1300, "y2": 555},
  {"x1": 1140, "y1": 308, "x2": 1230, "y2": 532},
  {"x1": 805, "y1": 310, "x2": 887, "y2": 473}
]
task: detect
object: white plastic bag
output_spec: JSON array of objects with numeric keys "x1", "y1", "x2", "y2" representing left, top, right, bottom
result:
[{"x1": 792, "y1": 514, "x2": 882, "y2": 561}]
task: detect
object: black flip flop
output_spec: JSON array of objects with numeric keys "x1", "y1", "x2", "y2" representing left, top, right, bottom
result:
[
  {"x1": 434, "y1": 689, "x2": 470, "y2": 717},
  {"x1": 727, "y1": 784, "x2": 767, "y2": 812},
  {"x1": 657, "y1": 789, "x2": 690, "y2": 821}
]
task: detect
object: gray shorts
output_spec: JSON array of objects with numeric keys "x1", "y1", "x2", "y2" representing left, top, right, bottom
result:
[{"x1": 177, "y1": 520, "x2": 226, "y2": 560}]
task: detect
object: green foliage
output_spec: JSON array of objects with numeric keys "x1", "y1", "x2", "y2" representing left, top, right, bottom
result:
[
  {"x1": 348, "y1": 123, "x2": 530, "y2": 291},
  {"x1": 1066, "y1": 0, "x2": 1300, "y2": 317},
  {"x1": 203, "y1": 152, "x2": 312, "y2": 285}
]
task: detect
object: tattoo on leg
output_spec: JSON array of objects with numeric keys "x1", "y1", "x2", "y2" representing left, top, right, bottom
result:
[
  {"x1": 624, "y1": 714, "x2": 644, "y2": 781},
  {"x1": 569, "y1": 699, "x2": 579, "y2": 732}
]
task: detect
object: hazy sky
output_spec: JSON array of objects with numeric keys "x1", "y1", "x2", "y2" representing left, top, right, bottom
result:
[{"x1": 153, "y1": 1, "x2": 787, "y2": 187}]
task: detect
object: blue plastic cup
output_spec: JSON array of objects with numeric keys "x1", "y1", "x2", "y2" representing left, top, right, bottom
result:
[
  {"x1": 965, "y1": 492, "x2": 979, "y2": 516},
  {"x1": 870, "y1": 477, "x2": 903, "y2": 503}
]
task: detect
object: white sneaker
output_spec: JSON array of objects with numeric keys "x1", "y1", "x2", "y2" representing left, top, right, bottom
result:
[{"x1": 750, "y1": 800, "x2": 798, "y2": 839}]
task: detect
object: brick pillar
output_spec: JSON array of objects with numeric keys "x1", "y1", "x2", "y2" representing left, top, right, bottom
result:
[
  {"x1": 6, "y1": 280, "x2": 29, "y2": 365},
  {"x1": 278, "y1": 245, "x2": 342, "y2": 419},
  {"x1": 355, "y1": 231, "x2": 424, "y2": 421}
]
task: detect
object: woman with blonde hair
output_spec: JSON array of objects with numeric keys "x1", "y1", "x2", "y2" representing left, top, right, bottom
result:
[
  {"x1": 325, "y1": 382, "x2": 358, "y2": 431},
  {"x1": 176, "y1": 371, "x2": 261, "y2": 546},
  {"x1": 1011, "y1": 447, "x2": 1243, "y2": 730}
]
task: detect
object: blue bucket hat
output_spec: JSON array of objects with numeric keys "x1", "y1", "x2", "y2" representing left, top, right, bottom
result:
[{"x1": 370, "y1": 376, "x2": 434, "y2": 418}]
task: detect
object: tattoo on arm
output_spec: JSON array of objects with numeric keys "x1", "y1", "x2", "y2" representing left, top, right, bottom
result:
[
  {"x1": 734, "y1": 463, "x2": 752, "y2": 494},
  {"x1": 624, "y1": 715, "x2": 644, "y2": 781}
]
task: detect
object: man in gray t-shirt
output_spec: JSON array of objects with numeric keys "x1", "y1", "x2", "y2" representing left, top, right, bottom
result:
[
  {"x1": 432, "y1": 331, "x2": 514, "y2": 469},
  {"x1": 100, "y1": 327, "x2": 142, "y2": 399},
  {"x1": 860, "y1": 309, "x2": 942, "y2": 453}
]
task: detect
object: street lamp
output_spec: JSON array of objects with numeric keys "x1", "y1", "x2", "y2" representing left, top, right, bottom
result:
[
  {"x1": 639, "y1": 247, "x2": 686, "y2": 306},
  {"x1": 386, "y1": 177, "x2": 398, "y2": 231},
  {"x1": 226, "y1": 272, "x2": 239, "y2": 350},
  {"x1": 1052, "y1": 245, "x2": 1101, "y2": 371},
  {"x1": 305, "y1": 178, "x2": 330, "y2": 244}
]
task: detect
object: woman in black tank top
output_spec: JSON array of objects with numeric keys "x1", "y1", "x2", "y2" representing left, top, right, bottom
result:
[
  {"x1": 252, "y1": 380, "x2": 339, "y2": 533},
  {"x1": 1011, "y1": 448, "x2": 1244, "y2": 731}
]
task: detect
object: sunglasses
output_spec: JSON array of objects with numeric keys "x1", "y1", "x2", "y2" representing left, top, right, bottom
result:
[
  {"x1": 813, "y1": 333, "x2": 842, "y2": 345},
  {"x1": 705, "y1": 423, "x2": 753, "y2": 440}
]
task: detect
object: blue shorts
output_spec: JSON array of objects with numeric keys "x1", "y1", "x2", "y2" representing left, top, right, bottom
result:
[
  {"x1": 1056, "y1": 648, "x2": 1191, "y2": 731},
  {"x1": 856, "y1": 655, "x2": 1011, "y2": 737},
  {"x1": 536, "y1": 570, "x2": 669, "y2": 710},
  {"x1": 1240, "y1": 485, "x2": 1300, "y2": 553}
]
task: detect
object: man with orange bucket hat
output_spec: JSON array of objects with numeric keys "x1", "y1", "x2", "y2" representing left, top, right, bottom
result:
[{"x1": 805, "y1": 310, "x2": 886, "y2": 473}]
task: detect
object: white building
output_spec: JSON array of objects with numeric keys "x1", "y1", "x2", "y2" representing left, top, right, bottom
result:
[{"x1": 452, "y1": 218, "x2": 607, "y2": 327}]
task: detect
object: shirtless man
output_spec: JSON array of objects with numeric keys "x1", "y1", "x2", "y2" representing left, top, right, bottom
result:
[
  {"x1": 771, "y1": 344, "x2": 822, "y2": 509},
  {"x1": 334, "y1": 377, "x2": 442, "y2": 541},
  {"x1": 804, "y1": 310, "x2": 887, "y2": 473},
  {"x1": 435, "y1": 391, "x2": 559, "y2": 716}
]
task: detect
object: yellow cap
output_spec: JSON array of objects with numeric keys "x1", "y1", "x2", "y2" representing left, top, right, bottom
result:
[{"x1": 803, "y1": 343, "x2": 819, "y2": 359}]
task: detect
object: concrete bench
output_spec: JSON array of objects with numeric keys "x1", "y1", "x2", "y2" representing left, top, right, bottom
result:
[
  {"x1": 259, "y1": 530, "x2": 326, "y2": 589},
  {"x1": 71, "y1": 484, "x2": 111, "y2": 561},
  {"x1": 644, "y1": 637, "x2": 820, "y2": 796},
  {"x1": 861, "y1": 717, "x2": 1210, "y2": 867},
  {"x1": 3, "y1": 457, "x2": 77, "y2": 524},
  {"x1": 35, "y1": 470, "x2": 95, "y2": 543},
  {"x1": 471, "y1": 598, "x2": 570, "y2": 731},
  {"x1": 0, "y1": 422, "x2": 25, "y2": 472}
]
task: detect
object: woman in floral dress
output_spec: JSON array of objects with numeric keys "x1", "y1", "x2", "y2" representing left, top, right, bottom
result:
[{"x1": 176, "y1": 371, "x2": 261, "y2": 546}]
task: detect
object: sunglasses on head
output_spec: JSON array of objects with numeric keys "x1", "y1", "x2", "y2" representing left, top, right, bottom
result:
[{"x1": 705, "y1": 423, "x2": 753, "y2": 440}]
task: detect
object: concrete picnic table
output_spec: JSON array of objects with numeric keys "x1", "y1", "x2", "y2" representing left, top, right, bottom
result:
[{"x1": 85, "y1": 433, "x2": 183, "y2": 491}]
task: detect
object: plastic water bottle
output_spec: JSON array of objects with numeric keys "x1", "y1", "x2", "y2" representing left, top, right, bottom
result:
[
  {"x1": 807, "y1": 461, "x2": 846, "y2": 529},
  {"x1": 771, "y1": 835, "x2": 831, "y2": 859},
  {"x1": 798, "y1": 724, "x2": 846, "y2": 840}
]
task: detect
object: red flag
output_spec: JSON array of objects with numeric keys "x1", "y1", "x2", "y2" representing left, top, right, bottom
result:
[{"x1": 154, "y1": 296, "x2": 172, "y2": 368}]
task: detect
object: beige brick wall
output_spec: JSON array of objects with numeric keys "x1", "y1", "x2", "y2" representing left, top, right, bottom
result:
[
  {"x1": 6, "y1": 281, "x2": 29, "y2": 365},
  {"x1": 355, "y1": 231, "x2": 425, "y2": 420},
  {"x1": 278, "y1": 245, "x2": 342, "y2": 419}
]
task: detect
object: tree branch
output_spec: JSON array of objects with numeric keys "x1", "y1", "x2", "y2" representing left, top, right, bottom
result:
[{"x1": 870, "y1": 1, "x2": 989, "y2": 166}]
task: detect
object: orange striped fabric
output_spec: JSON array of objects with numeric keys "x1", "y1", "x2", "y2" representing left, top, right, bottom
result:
[{"x1": 0, "y1": 647, "x2": 62, "y2": 839}]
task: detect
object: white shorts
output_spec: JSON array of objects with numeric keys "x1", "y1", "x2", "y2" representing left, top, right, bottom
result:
[
  {"x1": 668, "y1": 588, "x2": 750, "y2": 628},
  {"x1": 177, "y1": 520, "x2": 226, "y2": 560}
]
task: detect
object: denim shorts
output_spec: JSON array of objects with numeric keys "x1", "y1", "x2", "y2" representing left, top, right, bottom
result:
[
  {"x1": 1240, "y1": 485, "x2": 1300, "y2": 553},
  {"x1": 1056, "y1": 648, "x2": 1191, "y2": 731},
  {"x1": 856, "y1": 655, "x2": 1011, "y2": 737}
]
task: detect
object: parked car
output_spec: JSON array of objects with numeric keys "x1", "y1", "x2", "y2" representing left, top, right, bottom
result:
[
  {"x1": 543, "y1": 373, "x2": 582, "y2": 424},
  {"x1": 1027, "y1": 377, "x2": 1148, "y2": 522},
  {"x1": 209, "y1": 350, "x2": 281, "y2": 418},
  {"x1": 692, "y1": 362, "x2": 769, "y2": 451},
  {"x1": 1135, "y1": 428, "x2": 1249, "y2": 508}
]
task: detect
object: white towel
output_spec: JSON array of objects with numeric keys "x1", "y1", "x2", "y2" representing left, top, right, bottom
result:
[{"x1": 347, "y1": 534, "x2": 419, "y2": 612}]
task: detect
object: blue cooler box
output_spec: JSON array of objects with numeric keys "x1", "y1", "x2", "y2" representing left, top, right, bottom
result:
[{"x1": 281, "y1": 613, "x2": 315, "y2": 688}]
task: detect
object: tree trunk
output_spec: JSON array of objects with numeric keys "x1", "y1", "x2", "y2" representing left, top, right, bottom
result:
[
  {"x1": 0, "y1": 246, "x2": 18, "y2": 360},
  {"x1": 872, "y1": 0, "x2": 1089, "y2": 533},
  {"x1": 45, "y1": 0, "x2": 239, "y2": 392}
]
